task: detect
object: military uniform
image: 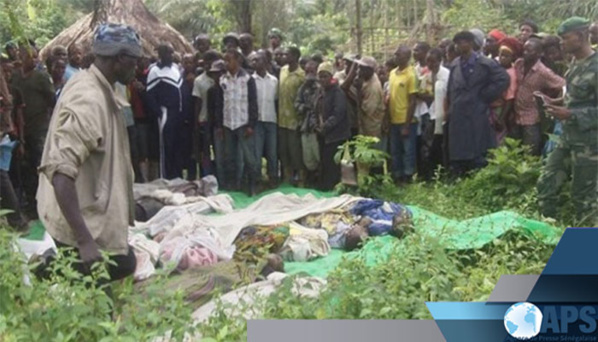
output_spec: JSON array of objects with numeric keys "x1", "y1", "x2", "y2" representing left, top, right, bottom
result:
[{"x1": 537, "y1": 18, "x2": 598, "y2": 225}]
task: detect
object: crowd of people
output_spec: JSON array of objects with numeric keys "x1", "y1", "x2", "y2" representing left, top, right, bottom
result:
[{"x1": 1, "y1": 17, "x2": 597, "y2": 237}]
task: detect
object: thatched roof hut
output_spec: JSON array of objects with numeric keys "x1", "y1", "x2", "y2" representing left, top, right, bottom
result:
[{"x1": 40, "y1": 0, "x2": 193, "y2": 60}]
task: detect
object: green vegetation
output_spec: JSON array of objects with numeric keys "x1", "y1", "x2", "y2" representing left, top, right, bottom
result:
[
  {"x1": 2, "y1": 0, "x2": 597, "y2": 56},
  {"x1": 1, "y1": 139, "x2": 567, "y2": 341},
  {"x1": 193, "y1": 138, "x2": 566, "y2": 341},
  {"x1": 0, "y1": 229, "x2": 194, "y2": 342}
]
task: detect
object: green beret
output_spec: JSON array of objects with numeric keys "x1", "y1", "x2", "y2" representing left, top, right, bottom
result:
[{"x1": 557, "y1": 17, "x2": 591, "y2": 36}]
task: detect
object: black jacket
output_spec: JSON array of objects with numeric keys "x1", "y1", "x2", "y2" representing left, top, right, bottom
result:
[{"x1": 318, "y1": 84, "x2": 350, "y2": 144}]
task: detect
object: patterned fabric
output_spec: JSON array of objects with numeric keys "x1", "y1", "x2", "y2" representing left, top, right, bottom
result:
[
  {"x1": 92, "y1": 22, "x2": 142, "y2": 58},
  {"x1": 514, "y1": 59, "x2": 565, "y2": 126},
  {"x1": 294, "y1": 77, "x2": 320, "y2": 133},
  {"x1": 537, "y1": 52, "x2": 598, "y2": 225},
  {"x1": 562, "y1": 51, "x2": 598, "y2": 143},
  {"x1": 278, "y1": 65, "x2": 305, "y2": 130},
  {"x1": 234, "y1": 226, "x2": 289, "y2": 264},
  {"x1": 220, "y1": 68, "x2": 253, "y2": 130}
]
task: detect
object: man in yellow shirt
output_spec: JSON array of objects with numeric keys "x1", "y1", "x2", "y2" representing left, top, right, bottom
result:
[
  {"x1": 278, "y1": 46, "x2": 306, "y2": 185},
  {"x1": 387, "y1": 45, "x2": 418, "y2": 183}
]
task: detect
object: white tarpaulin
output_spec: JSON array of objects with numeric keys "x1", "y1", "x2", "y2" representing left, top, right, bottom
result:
[{"x1": 197, "y1": 192, "x2": 362, "y2": 247}]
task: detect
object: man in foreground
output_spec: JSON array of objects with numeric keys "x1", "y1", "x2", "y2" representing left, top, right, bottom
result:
[{"x1": 36, "y1": 23, "x2": 142, "y2": 282}]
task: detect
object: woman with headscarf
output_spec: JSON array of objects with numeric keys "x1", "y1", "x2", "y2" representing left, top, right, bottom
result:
[{"x1": 489, "y1": 37, "x2": 523, "y2": 144}]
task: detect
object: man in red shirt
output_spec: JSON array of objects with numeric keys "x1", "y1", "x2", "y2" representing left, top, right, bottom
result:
[{"x1": 512, "y1": 38, "x2": 565, "y2": 156}]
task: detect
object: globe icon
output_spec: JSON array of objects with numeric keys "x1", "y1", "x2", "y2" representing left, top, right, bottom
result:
[{"x1": 504, "y1": 302, "x2": 543, "y2": 340}]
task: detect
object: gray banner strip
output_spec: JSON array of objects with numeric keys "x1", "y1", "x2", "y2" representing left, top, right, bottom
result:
[
  {"x1": 247, "y1": 319, "x2": 446, "y2": 342},
  {"x1": 487, "y1": 275, "x2": 539, "y2": 302}
]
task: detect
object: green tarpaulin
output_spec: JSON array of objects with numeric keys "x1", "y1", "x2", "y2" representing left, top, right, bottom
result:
[
  {"x1": 23, "y1": 184, "x2": 561, "y2": 279},
  {"x1": 284, "y1": 206, "x2": 561, "y2": 278},
  {"x1": 226, "y1": 185, "x2": 561, "y2": 279}
]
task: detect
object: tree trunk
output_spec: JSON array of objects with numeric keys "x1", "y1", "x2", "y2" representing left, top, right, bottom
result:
[
  {"x1": 230, "y1": 0, "x2": 252, "y2": 33},
  {"x1": 355, "y1": 0, "x2": 362, "y2": 55}
]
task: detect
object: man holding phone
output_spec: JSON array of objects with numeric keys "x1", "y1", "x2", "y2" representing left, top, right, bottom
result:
[
  {"x1": 512, "y1": 38, "x2": 565, "y2": 156},
  {"x1": 536, "y1": 17, "x2": 598, "y2": 226}
]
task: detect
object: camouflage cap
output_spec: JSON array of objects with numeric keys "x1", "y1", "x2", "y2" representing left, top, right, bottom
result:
[
  {"x1": 268, "y1": 28, "x2": 283, "y2": 40},
  {"x1": 92, "y1": 23, "x2": 142, "y2": 58},
  {"x1": 557, "y1": 17, "x2": 591, "y2": 36}
]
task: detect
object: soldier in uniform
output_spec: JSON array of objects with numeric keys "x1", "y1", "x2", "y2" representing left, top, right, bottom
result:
[{"x1": 537, "y1": 17, "x2": 598, "y2": 226}]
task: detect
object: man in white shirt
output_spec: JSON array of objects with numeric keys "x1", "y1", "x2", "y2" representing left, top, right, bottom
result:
[
  {"x1": 192, "y1": 50, "x2": 221, "y2": 176},
  {"x1": 425, "y1": 48, "x2": 450, "y2": 170},
  {"x1": 250, "y1": 50, "x2": 279, "y2": 187}
]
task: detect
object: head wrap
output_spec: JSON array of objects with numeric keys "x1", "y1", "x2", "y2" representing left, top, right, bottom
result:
[
  {"x1": 498, "y1": 37, "x2": 523, "y2": 59},
  {"x1": 92, "y1": 23, "x2": 142, "y2": 58},
  {"x1": 317, "y1": 61, "x2": 334, "y2": 75},
  {"x1": 469, "y1": 28, "x2": 485, "y2": 49},
  {"x1": 488, "y1": 29, "x2": 506, "y2": 42},
  {"x1": 557, "y1": 17, "x2": 591, "y2": 36}
]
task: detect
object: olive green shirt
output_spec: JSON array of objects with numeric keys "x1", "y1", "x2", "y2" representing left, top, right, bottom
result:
[
  {"x1": 11, "y1": 69, "x2": 54, "y2": 139},
  {"x1": 562, "y1": 51, "x2": 598, "y2": 146},
  {"x1": 278, "y1": 65, "x2": 305, "y2": 130},
  {"x1": 37, "y1": 65, "x2": 135, "y2": 255}
]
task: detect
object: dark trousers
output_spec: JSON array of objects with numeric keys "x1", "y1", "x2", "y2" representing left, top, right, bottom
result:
[
  {"x1": 318, "y1": 139, "x2": 345, "y2": 191},
  {"x1": 159, "y1": 111, "x2": 183, "y2": 180},
  {"x1": 0, "y1": 169, "x2": 27, "y2": 229},
  {"x1": 450, "y1": 157, "x2": 488, "y2": 177},
  {"x1": 510, "y1": 123, "x2": 542, "y2": 156},
  {"x1": 36, "y1": 240, "x2": 137, "y2": 284},
  {"x1": 428, "y1": 134, "x2": 444, "y2": 176},
  {"x1": 179, "y1": 120, "x2": 196, "y2": 181},
  {"x1": 127, "y1": 125, "x2": 143, "y2": 183},
  {"x1": 197, "y1": 123, "x2": 213, "y2": 178},
  {"x1": 23, "y1": 134, "x2": 46, "y2": 216},
  {"x1": 417, "y1": 114, "x2": 436, "y2": 180}
]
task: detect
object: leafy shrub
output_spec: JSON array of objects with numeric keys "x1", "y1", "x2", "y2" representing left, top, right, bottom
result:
[
  {"x1": 0, "y1": 229, "x2": 194, "y2": 342},
  {"x1": 452, "y1": 138, "x2": 542, "y2": 214}
]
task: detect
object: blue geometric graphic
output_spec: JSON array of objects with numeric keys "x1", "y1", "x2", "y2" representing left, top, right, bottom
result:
[{"x1": 426, "y1": 228, "x2": 598, "y2": 341}]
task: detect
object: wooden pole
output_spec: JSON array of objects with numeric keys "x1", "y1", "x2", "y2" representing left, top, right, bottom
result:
[{"x1": 369, "y1": 2, "x2": 375, "y2": 55}]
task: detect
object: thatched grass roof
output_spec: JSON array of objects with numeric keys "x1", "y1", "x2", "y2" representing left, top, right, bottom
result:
[{"x1": 40, "y1": 0, "x2": 193, "y2": 60}]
